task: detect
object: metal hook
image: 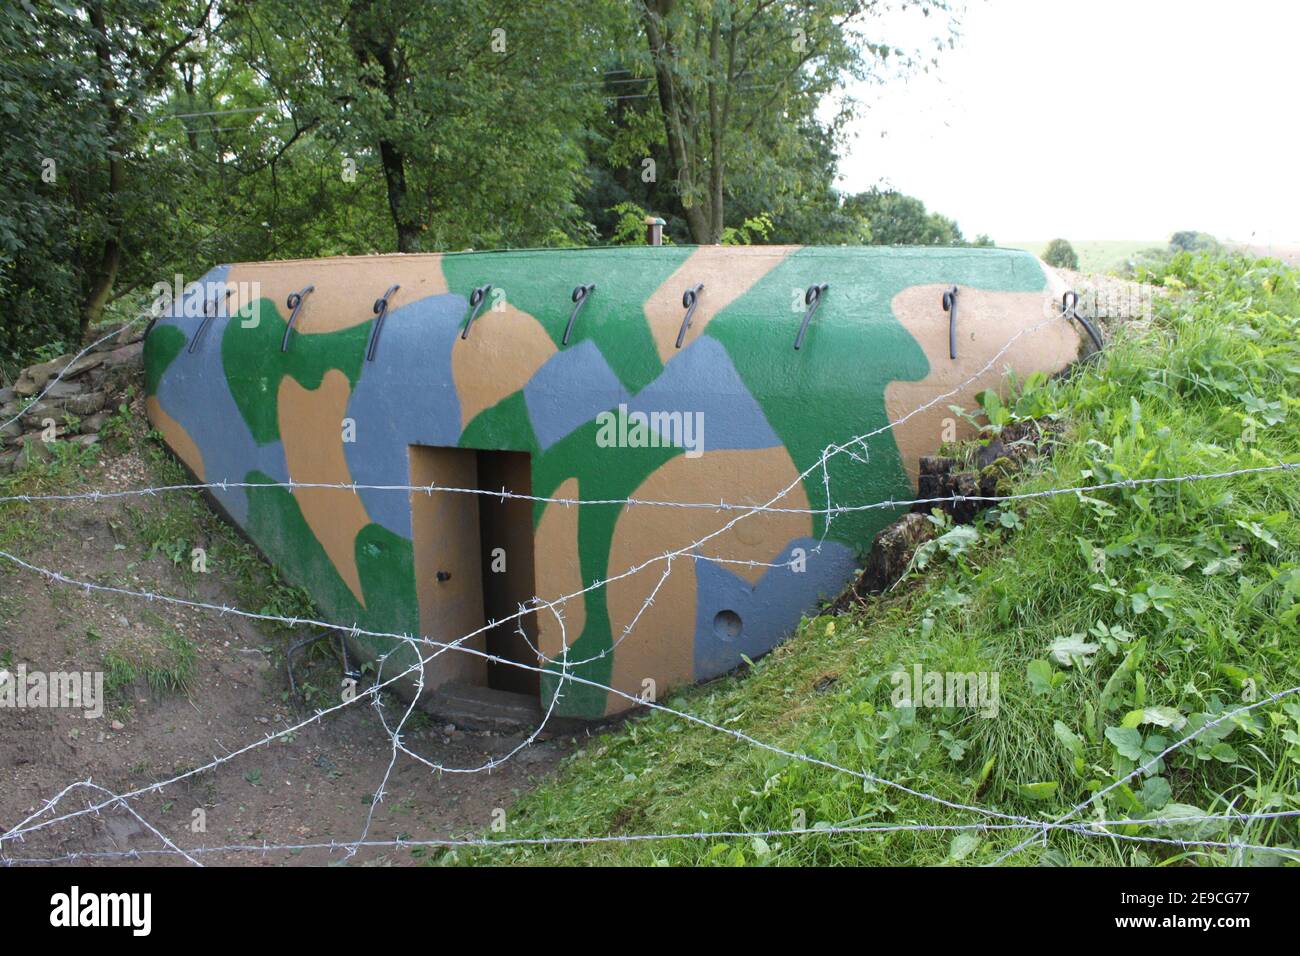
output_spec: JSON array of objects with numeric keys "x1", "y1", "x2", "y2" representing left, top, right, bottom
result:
[
  {"x1": 460, "y1": 285, "x2": 493, "y2": 340},
  {"x1": 188, "y1": 288, "x2": 234, "y2": 353},
  {"x1": 1062, "y1": 290, "x2": 1105, "y2": 352},
  {"x1": 794, "y1": 283, "x2": 829, "y2": 351},
  {"x1": 281, "y1": 284, "x2": 315, "y2": 353},
  {"x1": 676, "y1": 283, "x2": 704, "y2": 349},
  {"x1": 563, "y1": 283, "x2": 596, "y2": 346},
  {"x1": 364, "y1": 284, "x2": 400, "y2": 361},
  {"x1": 942, "y1": 285, "x2": 958, "y2": 360}
]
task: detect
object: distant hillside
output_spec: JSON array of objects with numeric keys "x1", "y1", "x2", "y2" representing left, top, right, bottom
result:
[
  {"x1": 999, "y1": 239, "x2": 1163, "y2": 275},
  {"x1": 1003, "y1": 239, "x2": 1300, "y2": 274}
]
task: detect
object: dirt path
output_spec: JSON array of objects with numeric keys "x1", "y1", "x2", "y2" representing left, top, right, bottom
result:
[{"x1": 0, "y1": 418, "x2": 576, "y2": 867}]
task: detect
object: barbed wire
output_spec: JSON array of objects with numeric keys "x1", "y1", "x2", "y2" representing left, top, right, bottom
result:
[
  {"x1": 1, "y1": 307, "x2": 1083, "y2": 858},
  {"x1": 5, "y1": 461, "x2": 1298, "y2": 516},
  {"x1": 5, "y1": 459, "x2": 1297, "y2": 864},
  {"x1": 2, "y1": 304, "x2": 1297, "y2": 867},
  {"x1": 6, "y1": 811, "x2": 1300, "y2": 867}
]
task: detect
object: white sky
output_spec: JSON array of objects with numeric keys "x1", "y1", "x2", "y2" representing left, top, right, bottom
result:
[{"x1": 834, "y1": 0, "x2": 1300, "y2": 245}]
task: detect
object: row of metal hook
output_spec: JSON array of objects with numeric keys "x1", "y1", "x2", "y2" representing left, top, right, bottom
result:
[{"x1": 179, "y1": 282, "x2": 1101, "y2": 360}]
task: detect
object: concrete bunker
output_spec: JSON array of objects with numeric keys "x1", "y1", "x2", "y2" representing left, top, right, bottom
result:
[{"x1": 143, "y1": 245, "x2": 1089, "y2": 721}]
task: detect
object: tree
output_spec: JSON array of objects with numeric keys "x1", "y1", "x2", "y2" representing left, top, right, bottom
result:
[
  {"x1": 0, "y1": 0, "x2": 217, "y2": 352},
  {"x1": 248, "y1": 0, "x2": 614, "y2": 252},
  {"x1": 635, "y1": 0, "x2": 954, "y2": 244},
  {"x1": 1043, "y1": 238, "x2": 1079, "y2": 271},
  {"x1": 0, "y1": 0, "x2": 968, "y2": 367},
  {"x1": 843, "y1": 188, "x2": 964, "y2": 246},
  {"x1": 1169, "y1": 231, "x2": 1219, "y2": 253}
]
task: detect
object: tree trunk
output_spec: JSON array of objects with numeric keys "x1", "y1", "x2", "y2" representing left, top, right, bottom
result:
[
  {"x1": 642, "y1": 0, "x2": 714, "y2": 244},
  {"x1": 706, "y1": 12, "x2": 725, "y2": 244},
  {"x1": 379, "y1": 138, "x2": 421, "y2": 252},
  {"x1": 80, "y1": 2, "x2": 124, "y2": 341},
  {"x1": 348, "y1": 5, "x2": 422, "y2": 253},
  {"x1": 81, "y1": 228, "x2": 122, "y2": 340}
]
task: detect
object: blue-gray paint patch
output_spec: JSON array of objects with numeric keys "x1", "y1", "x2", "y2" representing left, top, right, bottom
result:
[
  {"x1": 524, "y1": 339, "x2": 628, "y2": 451},
  {"x1": 153, "y1": 266, "x2": 289, "y2": 523},
  {"x1": 692, "y1": 537, "x2": 857, "y2": 679},
  {"x1": 343, "y1": 293, "x2": 466, "y2": 537},
  {"x1": 628, "y1": 336, "x2": 781, "y2": 451}
]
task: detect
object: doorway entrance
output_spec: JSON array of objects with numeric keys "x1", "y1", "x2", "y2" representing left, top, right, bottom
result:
[{"x1": 408, "y1": 446, "x2": 539, "y2": 697}]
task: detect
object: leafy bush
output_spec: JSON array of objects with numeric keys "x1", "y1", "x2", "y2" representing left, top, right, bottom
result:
[
  {"x1": 1169, "y1": 230, "x2": 1220, "y2": 254},
  {"x1": 1043, "y1": 238, "x2": 1079, "y2": 270}
]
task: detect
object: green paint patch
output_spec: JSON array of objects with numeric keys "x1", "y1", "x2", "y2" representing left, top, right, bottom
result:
[
  {"x1": 459, "y1": 390, "x2": 540, "y2": 459},
  {"x1": 220, "y1": 298, "x2": 371, "y2": 445},
  {"x1": 706, "y1": 247, "x2": 1048, "y2": 546},
  {"x1": 243, "y1": 470, "x2": 419, "y2": 670},
  {"x1": 441, "y1": 247, "x2": 693, "y2": 394},
  {"x1": 143, "y1": 325, "x2": 187, "y2": 398}
]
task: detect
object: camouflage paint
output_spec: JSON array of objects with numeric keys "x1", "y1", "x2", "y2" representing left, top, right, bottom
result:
[{"x1": 144, "y1": 246, "x2": 1083, "y2": 718}]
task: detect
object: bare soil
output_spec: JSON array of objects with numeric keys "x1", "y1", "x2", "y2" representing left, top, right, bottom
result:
[{"x1": 0, "y1": 415, "x2": 576, "y2": 867}]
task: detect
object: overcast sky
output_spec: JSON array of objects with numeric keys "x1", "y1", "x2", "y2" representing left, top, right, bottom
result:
[{"x1": 834, "y1": 0, "x2": 1300, "y2": 246}]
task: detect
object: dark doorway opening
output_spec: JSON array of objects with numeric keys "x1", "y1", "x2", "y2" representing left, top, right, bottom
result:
[{"x1": 475, "y1": 450, "x2": 540, "y2": 696}]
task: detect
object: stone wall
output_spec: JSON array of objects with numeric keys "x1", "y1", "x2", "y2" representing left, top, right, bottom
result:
[{"x1": 0, "y1": 324, "x2": 144, "y2": 476}]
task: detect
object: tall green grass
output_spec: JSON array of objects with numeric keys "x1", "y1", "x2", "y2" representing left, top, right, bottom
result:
[{"x1": 447, "y1": 253, "x2": 1300, "y2": 866}]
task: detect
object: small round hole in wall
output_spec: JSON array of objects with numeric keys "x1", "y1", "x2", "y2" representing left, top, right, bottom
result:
[{"x1": 713, "y1": 609, "x2": 743, "y2": 641}]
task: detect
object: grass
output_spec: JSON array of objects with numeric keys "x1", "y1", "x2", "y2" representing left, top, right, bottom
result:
[
  {"x1": 1001, "y1": 239, "x2": 1164, "y2": 275},
  {"x1": 445, "y1": 252, "x2": 1300, "y2": 866},
  {"x1": 102, "y1": 626, "x2": 197, "y2": 699}
]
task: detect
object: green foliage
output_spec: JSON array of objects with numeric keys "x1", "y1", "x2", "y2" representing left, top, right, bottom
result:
[
  {"x1": 623, "y1": 0, "x2": 954, "y2": 244},
  {"x1": 1169, "y1": 230, "x2": 1221, "y2": 254},
  {"x1": 0, "y1": 0, "x2": 974, "y2": 368},
  {"x1": 608, "y1": 202, "x2": 668, "y2": 246},
  {"x1": 844, "y1": 189, "x2": 966, "y2": 246},
  {"x1": 720, "y1": 214, "x2": 774, "y2": 246},
  {"x1": 1043, "y1": 238, "x2": 1079, "y2": 270},
  {"x1": 442, "y1": 253, "x2": 1300, "y2": 866},
  {"x1": 1121, "y1": 232, "x2": 1223, "y2": 278}
]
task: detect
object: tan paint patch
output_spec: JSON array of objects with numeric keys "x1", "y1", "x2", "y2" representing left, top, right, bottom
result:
[
  {"x1": 884, "y1": 281, "x2": 1084, "y2": 488},
  {"x1": 451, "y1": 300, "x2": 556, "y2": 429},
  {"x1": 409, "y1": 446, "x2": 488, "y2": 689},
  {"x1": 534, "y1": 478, "x2": 586, "y2": 664},
  {"x1": 145, "y1": 396, "x2": 205, "y2": 481},
  {"x1": 226, "y1": 254, "x2": 447, "y2": 336},
  {"x1": 277, "y1": 369, "x2": 371, "y2": 605},
  {"x1": 604, "y1": 447, "x2": 811, "y2": 715},
  {"x1": 644, "y1": 246, "x2": 799, "y2": 363}
]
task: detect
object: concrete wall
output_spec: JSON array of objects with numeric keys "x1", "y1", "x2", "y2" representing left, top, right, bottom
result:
[{"x1": 144, "y1": 245, "x2": 1081, "y2": 718}]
